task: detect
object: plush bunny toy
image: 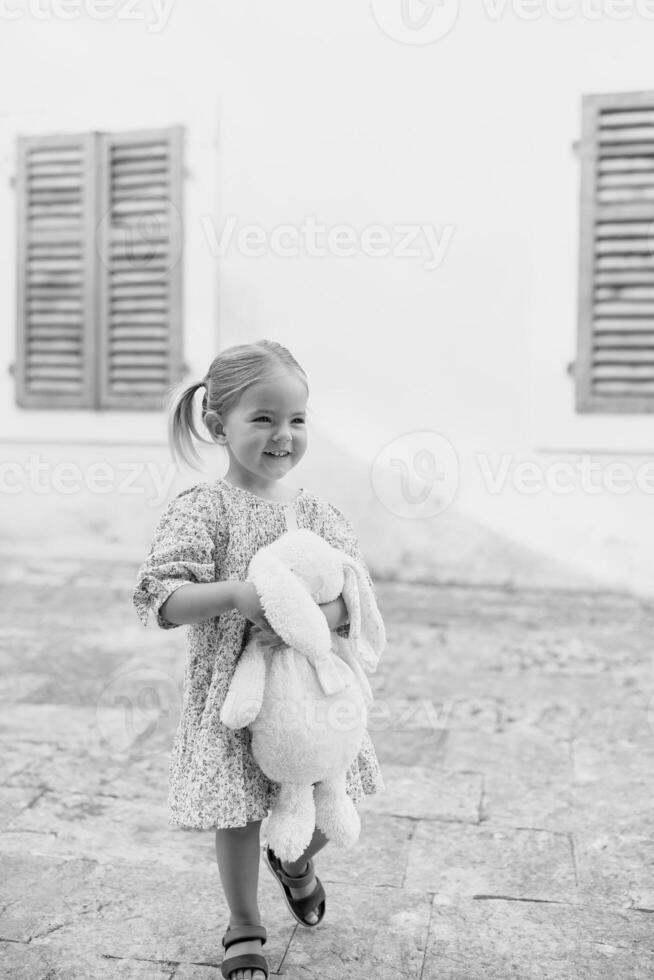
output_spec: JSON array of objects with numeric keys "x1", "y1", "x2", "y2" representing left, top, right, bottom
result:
[{"x1": 219, "y1": 528, "x2": 386, "y2": 862}]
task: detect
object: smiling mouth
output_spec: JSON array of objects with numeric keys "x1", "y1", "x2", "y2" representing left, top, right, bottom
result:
[{"x1": 264, "y1": 450, "x2": 291, "y2": 457}]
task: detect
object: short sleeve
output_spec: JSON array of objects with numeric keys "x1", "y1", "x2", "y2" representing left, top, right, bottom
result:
[
  {"x1": 132, "y1": 484, "x2": 218, "y2": 629},
  {"x1": 320, "y1": 502, "x2": 377, "y2": 639}
]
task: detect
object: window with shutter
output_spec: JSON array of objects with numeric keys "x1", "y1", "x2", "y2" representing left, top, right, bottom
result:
[
  {"x1": 576, "y1": 92, "x2": 654, "y2": 413},
  {"x1": 15, "y1": 125, "x2": 184, "y2": 410}
]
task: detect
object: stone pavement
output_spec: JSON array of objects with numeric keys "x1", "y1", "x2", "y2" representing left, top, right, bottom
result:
[{"x1": 1, "y1": 557, "x2": 654, "y2": 979}]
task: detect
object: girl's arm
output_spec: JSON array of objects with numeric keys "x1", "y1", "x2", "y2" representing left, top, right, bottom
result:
[
  {"x1": 160, "y1": 580, "x2": 281, "y2": 637},
  {"x1": 159, "y1": 581, "x2": 238, "y2": 626}
]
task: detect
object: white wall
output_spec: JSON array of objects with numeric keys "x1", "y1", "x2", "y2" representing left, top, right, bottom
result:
[{"x1": 2, "y1": 1, "x2": 654, "y2": 594}]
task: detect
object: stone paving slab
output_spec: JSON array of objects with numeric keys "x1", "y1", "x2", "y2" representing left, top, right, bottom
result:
[
  {"x1": 277, "y1": 882, "x2": 431, "y2": 979},
  {"x1": 422, "y1": 897, "x2": 654, "y2": 979},
  {"x1": 0, "y1": 786, "x2": 44, "y2": 827},
  {"x1": 441, "y1": 728, "x2": 577, "y2": 831},
  {"x1": 1, "y1": 740, "x2": 170, "y2": 802},
  {"x1": 0, "y1": 790, "x2": 206, "y2": 870},
  {"x1": 316, "y1": 812, "x2": 415, "y2": 889},
  {"x1": 0, "y1": 944, "x2": 177, "y2": 980},
  {"x1": 0, "y1": 853, "x2": 106, "y2": 943},
  {"x1": 405, "y1": 821, "x2": 577, "y2": 903},
  {"x1": 361, "y1": 764, "x2": 483, "y2": 823}
]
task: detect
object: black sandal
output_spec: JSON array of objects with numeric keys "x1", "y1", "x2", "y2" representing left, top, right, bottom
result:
[
  {"x1": 263, "y1": 844, "x2": 326, "y2": 927},
  {"x1": 220, "y1": 924, "x2": 269, "y2": 979}
]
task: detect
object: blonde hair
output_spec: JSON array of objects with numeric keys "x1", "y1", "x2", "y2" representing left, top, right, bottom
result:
[{"x1": 167, "y1": 339, "x2": 309, "y2": 470}]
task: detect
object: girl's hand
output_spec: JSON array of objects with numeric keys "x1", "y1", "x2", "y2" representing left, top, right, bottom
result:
[
  {"x1": 232, "y1": 582, "x2": 284, "y2": 644},
  {"x1": 319, "y1": 595, "x2": 349, "y2": 631}
]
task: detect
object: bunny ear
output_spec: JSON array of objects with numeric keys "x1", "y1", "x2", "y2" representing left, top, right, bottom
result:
[
  {"x1": 341, "y1": 564, "x2": 362, "y2": 640},
  {"x1": 341, "y1": 559, "x2": 386, "y2": 672},
  {"x1": 219, "y1": 639, "x2": 267, "y2": 729}
]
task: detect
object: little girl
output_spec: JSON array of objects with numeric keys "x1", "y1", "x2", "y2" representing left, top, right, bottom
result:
[{"x1": 132, "y1": 339, "x2": 384, "y2": 980}]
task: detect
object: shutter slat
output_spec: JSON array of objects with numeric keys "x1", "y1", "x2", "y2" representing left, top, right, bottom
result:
[
  {"x1": 110, "y1": 381, "x2": 170, "y2": 393},
  {"x1": 599, "y1": 173, "x2": 654, "y2": 188},
  {"x1": 110, "y1": 319, "x2": 168, "y2": 330},
  {"x1": 600, "y1": 142, "x2": 654, "y2": 156},
  {"x1": 110, "y1": 327, "x2": 169, "y2": 341},
  {"x1": 28, "y1": 366, "x2": 83, "y2": 380},
  {"x1": 29, "y1": 340, "x2": 82, "y2": 353},
  {"x1": 28, "y1": 313, "x2": 83, "y2": 325},
  {"x1": 595, "y1": 238, "x2": 651, "y2": 254},
  {"x1": 593, "y1": 364, "x2": 654, "y2": 379},
  {"x1": 593, "y1": 349, "x2": 654, "y2": 363},
  {"x1": 598, "y1": 187, "x2": 654, "y2": 203},
  {"x1": 596, "y1": 221, "x2": 652, "y2": 237},
  {"x1": 595, "y1": 301, "x2": 654, "y2": 316},
  {"x1": 594, "y1": 380, "x2": 654, "y2": 394},
  {"x1": 595, "y1": 287, "x2": 654, "y2": 301},
  {"x1": 595, "y1": 332, "x2": 654, "y2": 347},
  {"x1": 110, "y1": 340, "x2": 168, "y2": 354},
  {"x1": 596, "y1": 256, "x2": 654, "y2": 271},
  {"x1": 599, "y1": 157, "x2": 654, "y2": 174},
  {"x1": 596, "y1": 271, "x2": 654, "y2": 285},
  {"x1": 109, "y1": 285, "x2": 168, "y2": 299}
]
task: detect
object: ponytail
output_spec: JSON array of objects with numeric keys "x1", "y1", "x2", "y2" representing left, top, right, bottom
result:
[{"x1": 167, "y1": 379, "x2": 213, "y2": 471}]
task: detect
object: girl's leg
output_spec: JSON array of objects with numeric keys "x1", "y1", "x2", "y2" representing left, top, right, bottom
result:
[
  {"x1": 280, "y1": 826, "x2": 329, "y2": 926},
  {"x1": 215, "y1": 819, "x2": 266, "y2": 980}
]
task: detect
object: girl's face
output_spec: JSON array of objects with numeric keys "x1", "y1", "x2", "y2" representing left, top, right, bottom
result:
[{"x1": 208, "y1": 370, "x2": 308, "y2": 487}]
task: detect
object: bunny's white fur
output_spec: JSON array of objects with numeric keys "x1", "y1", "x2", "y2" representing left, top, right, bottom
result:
[{"x1": 219, "y1": 528, "x2": 385, "y2": 861}]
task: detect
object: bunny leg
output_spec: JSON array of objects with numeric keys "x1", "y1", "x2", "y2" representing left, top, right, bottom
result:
[
  {"x1": 314, "y1": 773, "x2": 360, "y2": 849},
  {"x1": 266, "y1": 783, "x2": 316, "y2": 864}
]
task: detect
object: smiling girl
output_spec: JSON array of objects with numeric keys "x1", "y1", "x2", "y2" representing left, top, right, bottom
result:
[{"x1": 132, "y1": 339, "x2": 384, "y2": 980}]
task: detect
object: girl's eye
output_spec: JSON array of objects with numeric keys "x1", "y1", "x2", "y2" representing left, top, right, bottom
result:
[{"x1": 252, "y1": 416, "x2": 305, "y2": 424}]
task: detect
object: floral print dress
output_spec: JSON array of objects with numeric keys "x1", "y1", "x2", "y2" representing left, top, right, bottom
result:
[{"x1": 132, "y1": 477, "x2": 384, "y2": 830}]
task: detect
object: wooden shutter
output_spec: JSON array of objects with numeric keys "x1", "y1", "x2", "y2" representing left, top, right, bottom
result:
[
  {"x1": 96, "y1": 126, "x2": 184, "y2": 410},
  {"x1": 576, "y1": 91, "x2": 654, "y2": 412},
  {"x1": 15, "y1": 133, "x2": 97, "y2": 408}
]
